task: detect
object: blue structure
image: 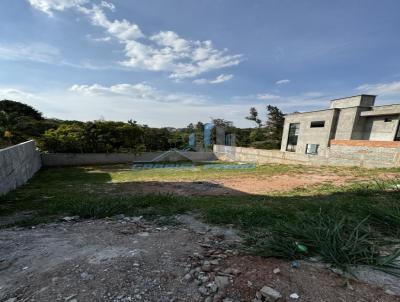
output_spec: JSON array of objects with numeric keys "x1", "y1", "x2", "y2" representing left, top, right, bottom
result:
[
  {"x1": 188, "y1": 133, "x2": 196, "y2": 149},
  {"x1": 203, "y1": 123, "x2": 214, "y2": 149}
]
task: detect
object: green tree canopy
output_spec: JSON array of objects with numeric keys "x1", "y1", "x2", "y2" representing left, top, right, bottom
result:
[{"x1": 0, "y1": 100, "x2": 43, "y2": 120}]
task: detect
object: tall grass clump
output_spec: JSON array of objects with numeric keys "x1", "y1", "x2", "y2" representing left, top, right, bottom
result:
[{"x1": 247, "y1": 212, "x2": 400, "y2": 272}]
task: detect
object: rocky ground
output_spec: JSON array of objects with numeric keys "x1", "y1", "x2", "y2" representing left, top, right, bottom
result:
[{"x1": 0, "y1": 215, "x2": 399, "y2": 302}]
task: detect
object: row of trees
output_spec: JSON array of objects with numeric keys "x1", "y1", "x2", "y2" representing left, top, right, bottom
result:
[{"x1": 0, "y1": 100, "x2": 285, "y2": 152}]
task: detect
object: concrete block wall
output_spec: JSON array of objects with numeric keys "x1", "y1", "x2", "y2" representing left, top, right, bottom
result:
[
  {"x1": 41, "y1": 151, "x2": 217, "y2": 166},
  {"x1": 0, "y1": 140, "x2": 42, "y2": 195},
  {"x1": 329, "y1": 140, "x2": 400, "y2": 168},
  {"x1": 214, "y1": 142, "x2": 400, "y2": 168}
]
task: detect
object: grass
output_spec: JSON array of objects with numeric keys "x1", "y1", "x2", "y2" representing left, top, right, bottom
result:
[{"x1": 1, "y1": 163, "x2": 400, "y2": 272}]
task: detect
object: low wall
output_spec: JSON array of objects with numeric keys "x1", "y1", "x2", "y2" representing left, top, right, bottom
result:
[
  {"x1": 41, "y1": 151, "x2": 217, "y2": 166},
  {"x1": 0, "y1": 140, "x2": 42, "y2": 195},
  {"x1": 214, "y1": 141, "x2": 400, "y2": 168},
  {"x1": 328, "y1": 141, "x2": 400, "y2": 168}
]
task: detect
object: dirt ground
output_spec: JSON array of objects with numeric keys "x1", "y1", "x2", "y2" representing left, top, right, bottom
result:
[
  {"x1": 114, "y1": 173, "x2": 353, "y2": 196},
  {"x1": 1, "y1": 216, "x2": 398, "y2": 302}
]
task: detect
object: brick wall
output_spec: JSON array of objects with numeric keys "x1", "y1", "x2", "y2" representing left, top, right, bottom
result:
[{"x1": 331, "y1": 140, "x2": 400, "y2": 148}]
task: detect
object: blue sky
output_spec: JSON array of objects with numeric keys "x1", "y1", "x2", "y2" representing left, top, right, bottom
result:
[{"x1": 1, "y1": 0, "x2": 400, "y2": 127}]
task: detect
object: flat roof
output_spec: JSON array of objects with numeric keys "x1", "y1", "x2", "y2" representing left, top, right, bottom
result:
[
  {"x1": 329, "y1": 94, "x2": 376, "y2": 102},
  {"x1": 360, "y1": 103, "x2": 400, "y2": 117},
  {"x1": 284, "y1": 108, "x2": 335, "y2": 116}
]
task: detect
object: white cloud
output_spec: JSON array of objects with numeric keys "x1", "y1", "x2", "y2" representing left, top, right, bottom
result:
[
  {"x1": 0, "y1": 42, "x2": 114, "y2": 70},
  {"x1": 100, "y1": 1, "x2": 115, "y2": 12},
  {"x1": 275, "y1": 79, "x2": 290, "y2": 85},
  {"x1": 27, "y1": 1, "x2": 242, "y2": 79},
  {"x1": 27, "y1": 0, "x2": 88, "y2": 16},
  {"x1": 256, "y1": 93, "x2": 280, "y2": 100},
  {"x1": 357, "y1": 81, "x2": 400, "y2": 96},
  {"x1": 0, "y1": 88, "x2": 37, "y2": 101},
  {"x1": 86, "y1": 34, "x2": 112, "y2": 42},
  {"x1": 0, "y1": 43, "x2": 61, "y2": 64},
  {"x1": 69, "y1": 83, "x2": 207, "y2": 105},
  {"x1": 193, "y1": 74, "x2": 233, "y2": 85}
]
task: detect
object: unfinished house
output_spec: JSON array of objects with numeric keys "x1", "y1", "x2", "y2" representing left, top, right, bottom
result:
[{"x1": 281, "y1": 95, "x2": 400, "y2": 157}]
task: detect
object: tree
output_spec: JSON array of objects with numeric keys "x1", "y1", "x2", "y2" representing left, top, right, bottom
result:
[
  {"x1": 0, "y1": 100, "x2": 43, "y2": 120},
  {"x1": 40, "y1": 124, "x2": 86, "y2": 153},
  {"x1": 264, "y1": 105, "x2": 285, "y2": 149},
  {"x1": 246, "y1": 107, "x2": 262, "y2": 128}
]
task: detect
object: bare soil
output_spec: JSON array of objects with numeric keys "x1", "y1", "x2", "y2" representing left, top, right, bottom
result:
[
  {"x1": 0, "y1": 216, "x2": 398, "y2": 302},
  {"x1": 114, "y1": 173, "x2": 352, "y2": 196}
]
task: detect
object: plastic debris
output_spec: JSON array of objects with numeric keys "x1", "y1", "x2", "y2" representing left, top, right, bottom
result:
[{"x1": 291, "y1": 260, "x2": 300, "y2": 268}]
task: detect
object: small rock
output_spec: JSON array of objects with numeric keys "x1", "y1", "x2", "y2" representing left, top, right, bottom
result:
[
  {"x1": 62, "y1": 216, "x2": 79, "y2": 222},
  {"x1": 198, "y1": 286, "x2": 209, "y2": 296},
  {"x1": 199, "y1": 275, "x2": 210, "y2": 283},
  {"x1": 204, "y1": 297, "x2": 213, "y2": 302},
  {"x1": 273, "y1": 268, "x2": 281, "y2": 274},
  {"x1": 385, "y1": 289, "x2": 396, "y2": 296},
  {"x1": 113, "y1": 214, "x2": 125, "y2": 220},
  {"x1": 214, "y1": 276, "x2": 230, "y2": 289},
  {"x1": 202, "y1": 264, "x2": 212, "y2": 272},
  {"x1": 222, "y1": 268, "x2": 240, "y2": 275},
  {"x1": 137, "y1": 232, "x2": 149, "y2": 237},
  {"x1": 206, "y1": 281, "x2": 218, "y2": 293},
  {"x1": 247, "y1": 281, "x2": 253, "y2": 287},
  {"x1": 290, "y1": 293, "x2": 300, "y2": 299},
  {"x1": 260, "y1": 286, "x2": 282, "y2": 301},
  {"x1": 129, "y1": 216, "x2": 142, "y2": 222},
  {"x1": 5, "y1": 299, "x2": 17, "y2": 302},
  {"x1": 80, "y1": 272, "x2": 93, "y2": 280},
  {"x1": 184, "y1": 273, "x2": 192, "y2": 281},
  {"x1": 65, "y1": 294, "x2": 77, "y2": 301}
]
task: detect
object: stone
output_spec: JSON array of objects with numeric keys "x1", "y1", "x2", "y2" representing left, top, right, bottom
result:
[
  {"x1": 222, "y1": 268, "x2": 241, "y2": 275},
  {"x1": 289, "y1": 293, "x2": 299, "y2": 299},
  {"x1": 260, "y1": 286, "x2": 282, "y2": 300},
  {"x1": 113, "y1": 214, "x2": 125, "y2": 220},
  {"x1": 206, "y1": 282, "x2": 218, "y2": 293},
  {"x1": 204, "y1": 297, "x2": 213, "y2": 302},
  {"x1": 273, "y1": 268, "x2": 281, "y2": 274},
  {"x1": 199, "y1": 275, "x2": 210, "y2": 283},
  {"x1": 137, "y1": 232, "x2": 149, "y2": 237},
  {"x1": 62, "y1": 216, "x2": 79, "y2": 222},
  {"x1": 214, "y1": 276, "x2": 230, "y2": 289},
  {"x1": 202, "y1": 264, "x2": 212, "y2": 272},
  {"x1": 385, "y1": 289, "x2": 396, "y2": 296},
  {"x1": 198, "y1": 286, "x2": 209, "y2": 296},
  {"x1": 5, "y1": 299, "x2": 17, "y2": 302},
  {"x1": 80, "y1": 272, "x2": 94, "y2": 280},
  {"x1": 184, "y1": 273, "x2": 192, "y2": 281}
]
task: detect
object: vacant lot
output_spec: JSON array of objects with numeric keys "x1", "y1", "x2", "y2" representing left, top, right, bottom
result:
[{"x1": 1, "y1": 163, "x2": 400, "y2": 301}]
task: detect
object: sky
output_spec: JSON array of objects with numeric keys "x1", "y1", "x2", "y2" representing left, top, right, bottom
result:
[{"x1": 0, "y1": 0, "x2": 400, "y2": 127}]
